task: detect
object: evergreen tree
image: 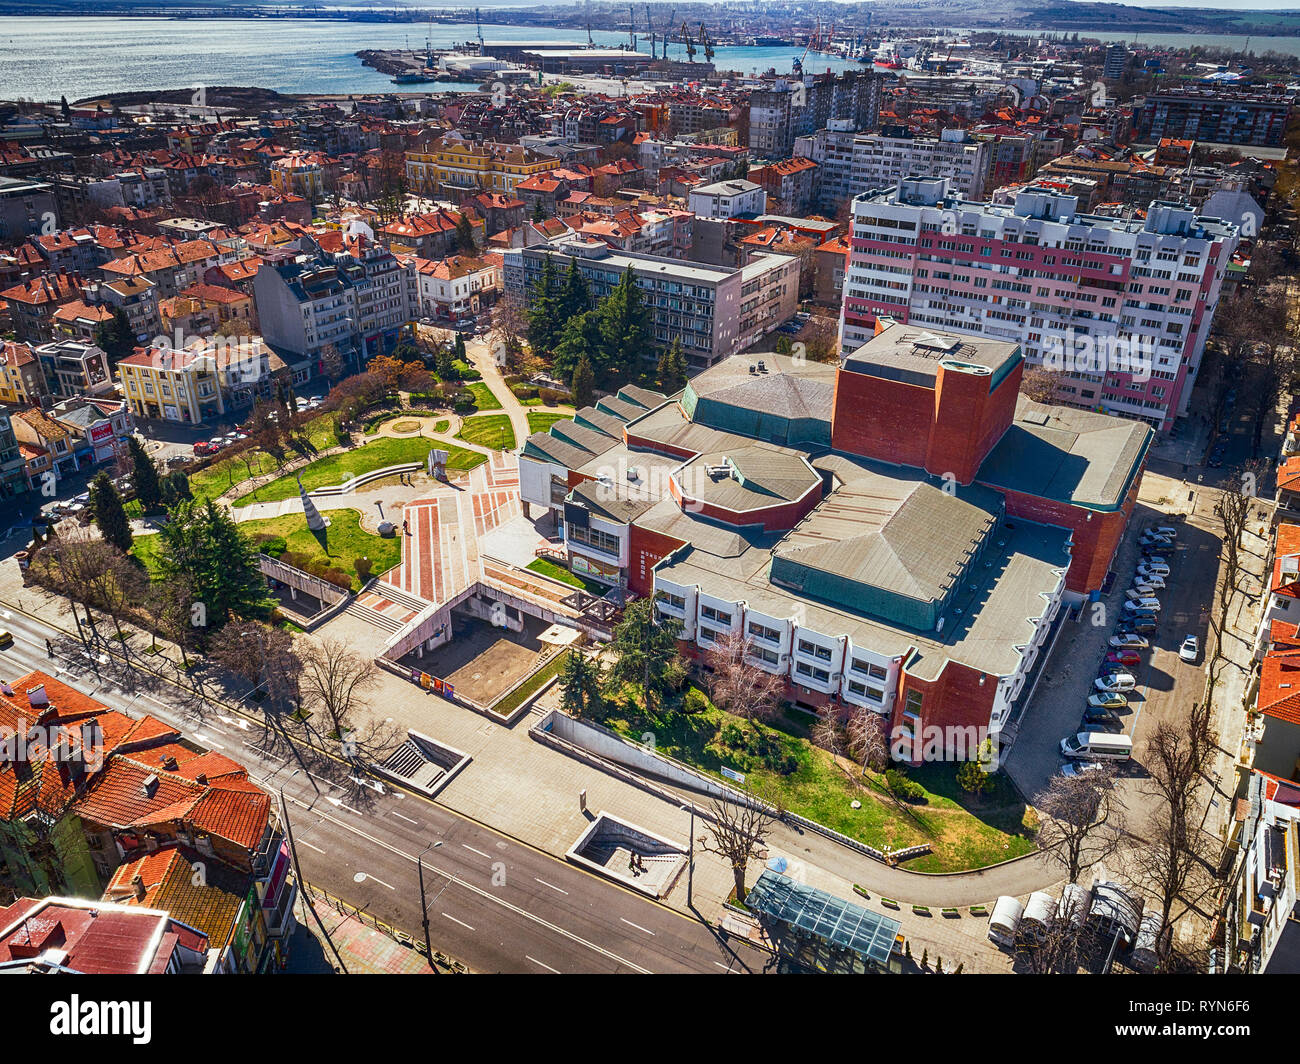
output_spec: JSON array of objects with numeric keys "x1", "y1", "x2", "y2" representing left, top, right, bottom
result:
[
  {"x1": 596, "y1": 266, "x2": 651, "y2": 385},
  {"x1": 156, "y1": 498, "x2": 274, "y2": 628},
  {"x1": 531, "y1": 199, "x2": 546, "y2": 223},
  {"x1": 552, "y1": 311, "x2": 603, "y2": 384},
  {"x1": 559, "y1": 258, "x2": 590, "y2": 323},
  {"x1": 656, "y1": 338, "x2": 688, "y2": 393},
  {"x1": 527, "y1": 254, "x2": 562, "y2": 358},
  {"x1": 95, "y1": 307, "x2": 136, "y2": 367},
  {"x1": 127, "y1": 436, "x2": 162, "y2": 513},
  {"x1": 604, "y1": 597, "x2": 682, "y2": 714},
  {"x1": 558, "y1": 650, "x2": 603, "y2": 718},
  {"x1": 571, "y1": 352, "x2": 595, "y2": 410},
  {"x1": 60, "y1": 95, "x2": 71, "y2": 121},
  {"x1": 90, "y1": 471, "x2": 132, "y2": 553},
  {"x1": 455, "y1": 212, "x2": 477, "y2": 254},
  {"x1": 454, "y1": 332, "x2": 467, "y2": 364}
]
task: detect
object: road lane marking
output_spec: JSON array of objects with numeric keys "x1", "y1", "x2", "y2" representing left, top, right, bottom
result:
[
  {"x1": 620, "y1": 918, "x2": 656, "y2": 936},
  {"x1": 391, "y1": 811, "x2": 419, "y2": 825},
  {"x1": 442, "y1": 912, "x2": 475, "y2": 931},
  {"x1": 284, "y1": 797, "x2": 652, "y2": 973},
  {"x1": 462, "y1": 844, "x2": 491, "y2": 858},
  {"x1": 326, "y1": 796, "x2": 364, "y2": 815},
  {"x1": 357, "y1": 872, "x2": 395, "y2": 890},
  {"x1": 535, "y1": 878, "x2": 568, "y2": 895},
  {"x1": 297, "y1": 839, "x2": 326, "y2": 854},
  {"x1": 526, "y1": 955, "x2": 560, "y2": 973}
]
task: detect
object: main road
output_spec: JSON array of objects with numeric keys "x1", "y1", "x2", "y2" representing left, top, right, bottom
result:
[{"x1": 0, "y1": 601, "x2": 766, "y2": 974}]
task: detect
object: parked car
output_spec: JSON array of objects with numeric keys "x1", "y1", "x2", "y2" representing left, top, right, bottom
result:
[
  {"x1": 1132, "y1": 620, "x2": 1158, "y2": 634},
  {"x1": 1137, "y1": 564, "x2": 1170, "y2": 581},
  {"x1": 1106, "y1": 650, "x2": 1141, "y2": 666},
  {"x1": 1147, "y1": 525, "x2": 1178, "y2": 539},
  {"x1": 1124, "y1": 597, "x2": 1161, "y2": 613},
  {"x1": 1140, "y1": 552, "x2": 1171, "y2": 566},
  {"x1": 1089, "y1": 691, "x2": 1128, "y2": 709},
  {"x1": 0, "y1": 628, "x2": 13, "y2": 648},
  {"x1": 1084, "y1": 705, "x2": 1121, "y2": 725},
  {"x1": 1179, "y1": 635, "x2": 1199, "y2": 663},
  {"x1": 1126, "y1": 586, "x2": 1157, "y2": 601},
  {"x1": 1061, "y1": 760, "x2": 1110, "y2": 780},
  {"x1": 1109, "y1": 633, "x2": 1149, "y2": 649},
  {"x1": 1096, "y1": 672, "x2": 1137, "y2": 692},
  {"x1": 1136, "y1": 573, "x2": 1166, "y2": 590},
  {"x1": 166, "y1": 454, "x2": 194, "y2": 467},
  {"x1": 1084, "y1": 719, "x2": 1124, "y2": 734}
]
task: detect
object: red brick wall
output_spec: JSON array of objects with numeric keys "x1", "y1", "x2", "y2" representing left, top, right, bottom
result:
[
  {"x1": 894, "y1": 659, "x2": 996, "y2": 764},
  {"x1": 676, "y1": 486, "x2": 822, "y2": 533},
  {"x1": 993, "y1": 478, "x2": 1139, "y2": 595},
  {"x1": 831, "y1": 368, "x2": 933, "y2": 467},
  {"x1": 628, "y1": 524, "x2": 688, "y2": 597}
]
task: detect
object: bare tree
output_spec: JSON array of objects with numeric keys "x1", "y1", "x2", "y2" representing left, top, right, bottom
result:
[
  {"x1": 1131, "y1": 804, "x2": 1218, "y2": 935},
  {"x1": 702, "y1": 631, "x2": 786, "y2": 735},
  {"x1": 208, "y1": 619, "x2": 302, "y2": 710},
  {"x1": 1033, "y1": 767, "x2": 1125, "y2": 883},
  {"x1": 699, "y1": 785, "x2": 779, "y2": 905},
  {"x1": 488, "y1": 291, "x2": 530, "y2": 371},
  {"x1": 845, "y1": 707, "x2": 890, "y2": 774},
  {"x1": 1020, "y1": 364, "x2": 1070, "y2": 405},
  {"x1": 1014, "y1": 892, "x2": 1089, "y2": 975},
  {"x1": 297, "y1": 638, "x2": 379, "y2": 756},
  {"x1": 146, "y1": 573, "x2": 201, "y2": 671}
]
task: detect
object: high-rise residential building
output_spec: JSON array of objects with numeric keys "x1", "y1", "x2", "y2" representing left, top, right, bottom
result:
[
  {"x1": 1133, "y1": 86, "x2": 1294, "y2": 148},
  {"x1": 839, "y1": 178, "x2": 1239, "y2": 431},
  {"x1": 502, "y1": 237, "x2": 799, "y2": 370},
  {"x1": 1103, "y1": 43, "x2": 1129, "y2": 81},
  {"x1": 795, "y1": 123, "x2": 991, "y2": 212},
  {"x1": 748, "y1": 72, "x2": 883, "y2": 160}
]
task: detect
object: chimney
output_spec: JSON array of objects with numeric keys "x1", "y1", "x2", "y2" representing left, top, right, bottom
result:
[
  {"x1": 141, "y1": 773, "x2": 159, "y2": 798},
  {"x1": 195, "y1": 773, "x2": 208, "y2": 785},
  {"x1": 26, "y1": 684, "x2": 48, "y2": 708},
  {"x1": 131, "y1": 873, "x2": 146, "y2": 901},
  {"x1": 161, "y1": 755, "x2": 178, "y2": 771},
  {"x1": 0, "y1": 681, "x2": 13, "y2": 696}
]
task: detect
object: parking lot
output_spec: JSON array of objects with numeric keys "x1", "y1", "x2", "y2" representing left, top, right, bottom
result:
[{"x1": 1006, "y1": 498, "x2": 1219, "y2": 816}]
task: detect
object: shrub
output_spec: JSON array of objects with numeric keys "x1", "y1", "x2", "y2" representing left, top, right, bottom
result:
[
  {"x1": 885, "y1": 768, "x2": 927, "y2": 803},
  {"x1": 538, "y1": 387, "x2": 569, "y2": 405},
  {"x1": 354, "y1": 556, "x2": 373, "y2": 582},
  {"x1": 322, "y1": 568, "x2": 353, "y2": 590},
  {"x1": 279, "y1": 550, "x2": 312, "y2": 571},
  {"x1": 682, "y1": 688, "x2": 709, "y2": 714},
  {"x1": 252, "y1": 534, "x2": 288, "y2": 557},
  {"x1": 510, "y1": 384, "x2": 539, "y2": 401}
]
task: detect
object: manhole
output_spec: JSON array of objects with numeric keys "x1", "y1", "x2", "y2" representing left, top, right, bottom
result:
[{"x1": 353, "y1": 872, "x2": 366, "y2": 884}]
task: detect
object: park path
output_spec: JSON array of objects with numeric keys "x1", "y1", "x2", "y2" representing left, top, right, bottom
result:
[{"x1": 463, "y1": 337, "x2": 574, "y2": 450}]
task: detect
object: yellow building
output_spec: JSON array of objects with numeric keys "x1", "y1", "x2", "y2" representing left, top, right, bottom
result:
[
  {"x1": 405, "y1": 140, "x2": 560, "y2": 198},
  {"x1": 117, "y1": 336, "x2": 284, "y2": 424},
  {"x1": 0, "y1": 341, "x2": 48, "y2": 406}
]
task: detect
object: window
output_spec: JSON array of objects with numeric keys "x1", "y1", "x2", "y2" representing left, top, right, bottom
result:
[
  {"x1": 798, "y1": 639, "x2": 832, "y2": 662},
  {"x1": 748, "y1": 621, "x2": 781, "y2": 643},
  {"x1": 701, "y1": 605, "x2": 732, "y2": 626},
  {"x1": 796, "y1": 661, "x2": 830, "y2": 683},
  {"x1": 905, "y1": 689, "x2": 924, "y2": 714},
  {"x1": 750, "y1": 646, "x2": 779, "y2": 666},
  {"x1": 656, "y1": 591, "x2": 686, "y2": 611},
  {"x1": 848, "y1": 680, "x2": 885, "y2": 702}
]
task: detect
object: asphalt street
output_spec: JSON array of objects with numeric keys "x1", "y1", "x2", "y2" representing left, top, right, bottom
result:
[{"x1": 0, "y1": 603, "x2": 767, "y2": 974}]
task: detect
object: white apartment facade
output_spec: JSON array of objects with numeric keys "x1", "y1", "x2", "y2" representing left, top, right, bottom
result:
[{"x1": 840, "y1": 178, "x2": 1240, "y2": 431}]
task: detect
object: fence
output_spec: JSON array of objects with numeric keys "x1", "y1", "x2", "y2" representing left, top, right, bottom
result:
[{"x1": 300, "y1": 880, "x2": 467, "y2": 973}]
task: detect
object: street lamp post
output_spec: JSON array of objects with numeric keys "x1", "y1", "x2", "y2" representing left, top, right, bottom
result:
[
  {"x1": 417, "y1": 839, "x2": 443, "y2": 970},
  {"x1": 279, "y1": 769, "x2": 349, "y2": 973},
  {"x1": 682, "y1": 803, "x2": 695, "y2": 908}
]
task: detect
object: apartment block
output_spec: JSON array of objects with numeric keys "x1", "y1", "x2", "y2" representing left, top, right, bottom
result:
[
  {"x1": 839, "y1": 178, "x2": 1239, "y2": 431},
  {"x1": 503, "y1": 237, "x2": 799, "y2": 370},
  {"x1": 795, "y1": 123, "x2": 991, "y2": 212},
  {"x1": 748, "y1": 72, "x2": 884, "y2": 160},
  {"x1": 1133, "y1": 87, "x2": 1293, "y2": 148}
]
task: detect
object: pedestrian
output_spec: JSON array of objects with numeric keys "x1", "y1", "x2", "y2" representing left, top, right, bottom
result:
[{"x1": 45, "y1": 638, "x2": 53, "y2": 658}]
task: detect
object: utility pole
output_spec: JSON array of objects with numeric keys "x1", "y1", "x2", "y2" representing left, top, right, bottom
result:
[
  {"x1": 681, "y1": 803, "x2": 695, "y2": 908},
  {"x1": 279, "y1": 770, "x2": 349, "y2": 973},
  {"x1": 417, "y1": 839, "x2": 443, "y2": 970}
]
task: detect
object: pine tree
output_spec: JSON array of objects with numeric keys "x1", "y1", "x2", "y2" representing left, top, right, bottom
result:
[
  {"x1": 657, "y1": 338, "x2": 687, "y2": 393},
  {"x1": 571, "y1": 353, "x2": 596, "y2": 410},
  {"x1": 604, "y1": 597, "x2": 682, "y2": 714},
  {"x1": 157, "y1": 498, "x2": 274, "y2": 628},
  {"x1": 90, "y1": 471, "x2": 132, "y2": 553},
  {"x1": 454, "y1": 332, "x2": 467, "y2": 364},
  {"x1": 596, "y1": 266, "x2": 651, "y2": 385},
  {"x1": 553, "y1": 311, "x2": 602, "y2": 384},
  {"x1": 128, "y1": 436, "x2": 162, "y2": 514},
  {"x1": 558, "y1": 650, "x2": 603, "y2": 718},
  {"x1": 559, "y1": 258, "x2": 590, "y2": 322},
  {"x1": 531, "y1": 199, "x2": 545, "y2": 223},
  {"x1": 455, "y1": 212, "x2": 477, "y2": 254},
  {"x1": 527, "y1": 254, "x2": 562, "y2": 358},
  {"x1": 95, "y1": 307, "x2": 136, "y2": 367}
]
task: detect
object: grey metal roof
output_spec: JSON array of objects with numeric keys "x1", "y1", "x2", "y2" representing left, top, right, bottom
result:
[
  {"x1": 522, "y1": 431, "x2": 593, "y2": 469},
  {"x1": 679, "y1": 447, "x2": 820, "y2": 513},
  {"x1": 688, "y1": 353, "x2": 836, "y2": 423},
  {"x1": 572, "y1": 406, "x2": 624, "y2": 437},
  {"x1": 745, "y1": 870, "x2": 901, "y2": 966},
  {"x1": 977, "y1": 397, "x2": 1151, "y2": 511}
]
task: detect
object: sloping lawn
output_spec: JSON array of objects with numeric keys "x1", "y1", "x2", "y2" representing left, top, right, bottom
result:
[
  {"x1": 526, "y1": 557, "x2": 603, "y2": 593},
  {"x1": 189, "y1": 411, "x2": 340, "y2": 502},
  {"x1": 231, "y1": 436, "x2": 484, "y2": 508},
  {"x1": 466, "y1": 382, "x2": 502, "y2": 411},
  {"x1": 527, "y1": 411, "x2": 572, "y2": 435},
  {"x1": 456, "y1": 413, "x2": 516, "y2": 452},
  {"x1": 592, "y1": 689, "x2": 1037, "y2": 873},
  {"x1": 129, "y1": 532, "x2": 166, "y2": 580},
  {"x1": 239, "y1": 509, "x2": 400, "y2": 590}
]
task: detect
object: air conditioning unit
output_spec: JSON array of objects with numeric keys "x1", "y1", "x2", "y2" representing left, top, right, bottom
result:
[{"x1": 830, "y1": 673, "x2": 841, "y2": 682}]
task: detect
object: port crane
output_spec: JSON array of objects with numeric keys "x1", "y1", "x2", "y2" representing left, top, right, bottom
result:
[
  {"x1": 682, "y1": 20, "x2": 696, "y2": 62},
  {"x1": 646, "y1": 4, "x2": 656, "y2": 59},
  {"x1": 629, "y1": 5, "x2": 637, "y2": 51},
  {"x1": 474, "y1": 7, "x2": 484, "y2": 51},
  {"x1": 698, "y1": 24, "x2": 714, "y2": 63}
]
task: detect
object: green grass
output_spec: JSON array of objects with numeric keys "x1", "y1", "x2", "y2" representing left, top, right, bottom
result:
[
  {"x1": 526, "y1": 557, "x2": 603, "y2": 593},
  {"x1": 527, "y1": 411, "x2": 571, "y2": 435},
  {"x1": 465, "y1": 382, "x2": 501, "y2": 411},
  {"x1": 189, "y1": 412, "x2": 340, "y2": 502},
  {"x1": 129, "y1": 532, "x2": 166, "y2": 580},
  {"x1": 591, "y1": 689, "x2": 1037, "y2": 874},
  {"x1": 492, "y1": 650, "x2": 568, "y2": 716},
  {"x1": 433, "y1": 419, "x2": 449, "y2": 433},
  {"x1": 456, "y1": 413, "x2": 516, "y2": 452},
  {"x1": 238, "y1": 509, "x2": 400, "y2": 591},
  {"x1": 229, "y1": 436, "x2": 484, "y2": 508}
]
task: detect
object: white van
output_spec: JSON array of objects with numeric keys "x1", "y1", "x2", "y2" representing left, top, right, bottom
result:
[{"x1": 1059, "y1": 732, "x2": 1133, "y2": 762}]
